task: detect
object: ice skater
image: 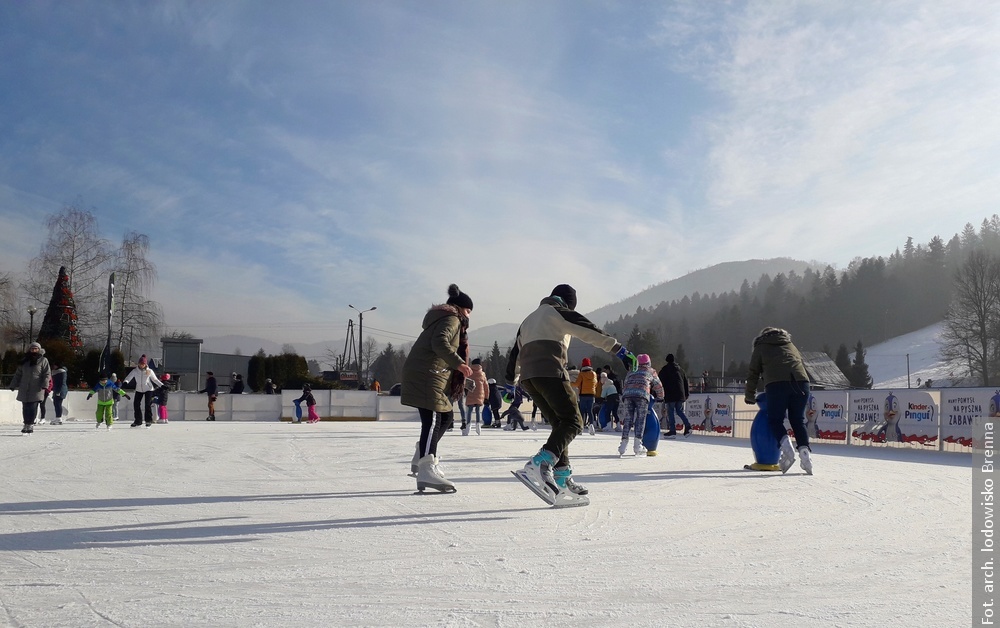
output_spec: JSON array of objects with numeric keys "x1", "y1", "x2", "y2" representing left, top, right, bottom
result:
[
  {"x1": 507, "y1": 284, "x2": 634, "y2": 507},
  {"x1": 199, "y1": 371, "x2": 218, "y2": 421},
  {"x1": 574, "y1": 358, "x2": 599, "y2": 435},
  {"x1": 599, "y1": 372, "x2": 619, "y2": 432},
  {"x1": 50, "y1": 361, "x2": 69, "y2": 425},
  {"x1": 658, "y1": 353, "x2": 692, "y2": 438},
  {"x1": 500, "y1": 386, "x2": 529, "y2": 431},
  {"x1": 154, "y1": 374, "x2": 171, "y2": 423},
  {"x1": 463, "y1": 358, "x2": 488, "y2": 435},
  {"x1": 121, "y1": 355, "x2": 164, "y2": 427},
  {"x1": 296, "y1": 384, "x2": 320, "y2": 423},
  {"x1": 617, "y1": 354, "x2": 664, "y2": 457},
  {"x1": 401, "y1": 284, "x2": 474, "y2": 493},
  {"x1": 88, "y1": 374, "x2": 130, "y2": 429},
  {"x1": 744, "y1": 327, "x2": 813, "y2": 474},
  {"x1": 9, "y1": 342, "x2": 51, "y2": 435}
]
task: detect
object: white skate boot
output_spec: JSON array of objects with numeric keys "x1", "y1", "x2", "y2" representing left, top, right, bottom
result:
[
  {"x1": 633, "y1": 437, "x2": 647, "y2": 457},
  {"x1": 618, "y1": 439, "x2": 628, "y2": 456},
  {"x1": 799, "y1": 447, "x2": 813, "y2": 475},
  {"x1": 415, "y1": 455, "x2": 456, "y2": 493},
  {"x1": 779, "y1": 436, "x2": 796, "y2": 473},
  {"x1": 409, "y1": 441, "x2": 420, "y2": 477}
]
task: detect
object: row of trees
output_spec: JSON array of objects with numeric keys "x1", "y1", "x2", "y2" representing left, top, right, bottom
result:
[
  {"x1": 1, "y1": 202, "x2": 163, "y2": 387},
  {"x1": 572, "y1": 217, "x2": 1000, "y2": 387}
]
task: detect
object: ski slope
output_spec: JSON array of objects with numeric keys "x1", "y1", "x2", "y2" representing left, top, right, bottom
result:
[
  {"x1": 866, "y1": 321, "x2": 964, "y2": 388},
  {"x1": 0, "y1": 420, "x2": 969, "y2": 627}
]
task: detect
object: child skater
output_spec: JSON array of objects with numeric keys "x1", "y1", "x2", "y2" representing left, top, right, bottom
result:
[
  {"x1": 88, "y1": 374, "x2": 130, "y2": 429},
  {"x1": 296, "y1": 384, "x2": 320, "y2": 423},
  {"x1": 501, "y1": 386, "x2": 530, "y2": 431},
  {"x1": 463, "y1": 358, "x2": 488, "y2": 435},
  {"x1": 486, "y1": 378, "x2": 504, "y2": 428},
  {"x1": 154, "y1": 374, "x2": 171, "y2": 424},
  {"x1": 617, "y1": 354, "x2": 664, "y2": 457}
]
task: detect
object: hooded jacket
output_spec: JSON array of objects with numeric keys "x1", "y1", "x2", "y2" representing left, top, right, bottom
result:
[
  {"x1": 11, "y1": 353, "x2": 51, "y2": 403},
  {"x1": 465, "y1": 363, "x2": 488, "y2": 406},
  {"x1": 574, "y1": 366, "x2": 598, "y2": 396},
  {"x1": 51, "y1": 366, "x2": 69, "y2": 398},
  {"x1": 401, "y1": 305, "x2": 467, "y2": 413},
  {"x1": 505, "y1": 296, "x2": 621, "y2": 384},
  {"x1": 744, "y1": 327, "x2": 810, "y2": 401},
  {"x1": 657, "y1": 362, "x2": 689, "y2": 402}
]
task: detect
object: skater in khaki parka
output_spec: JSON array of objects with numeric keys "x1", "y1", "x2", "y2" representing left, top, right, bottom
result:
[{"x1": 401, "y1": 284, "x2": 474, "y2": 493}]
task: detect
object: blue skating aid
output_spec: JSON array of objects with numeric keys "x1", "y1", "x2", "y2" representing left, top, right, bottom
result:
[
  {"x1": 749, "y1": 392, "x2": 781, "y2": 466},
  {"x1": 642, "y1": 403, "x2": 661, "y2": 455}
]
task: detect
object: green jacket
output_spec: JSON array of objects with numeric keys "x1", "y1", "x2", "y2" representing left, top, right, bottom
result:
[
  {"x1": 401, "y1": 305, "x2": 466, "y2": 413},
  {"x1": 744, "y1": 328, "x2": 810, "y2": 402}
]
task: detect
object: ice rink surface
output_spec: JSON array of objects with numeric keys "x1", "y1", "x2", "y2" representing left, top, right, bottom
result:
[{"x1": 0, "y1": 420, "x2": 970, "y2": 627}]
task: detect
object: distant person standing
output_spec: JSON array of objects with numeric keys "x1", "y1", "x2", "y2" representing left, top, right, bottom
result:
[
  {"x1": 9, "y1": 342, "x2": 51, "y2": 435},
  {"x1": 264, "y1": 378, "x2": 276, "y2": 395},
  {"x1": 658, "y1": 353, "x2": 692, "y2": 438},
  {"x1": 50, "y1": 361, "x2": 69, "y2": 425},
  {"x1": 401, "y1": 283, "x2": 474, "y2": 493},
  {"x1": 230, "y1": 374, "x2": 245, "y2": 394},
  {"x1": 573, "y1": 358, "x2": 599, "y2": 435},
  {"x1": 199, "y1": 371, "x2": 218, "y2": 421},
  {"x1": 122, "y1": 355, "x2": 165, "y2": 427},
  {"x1": 744, "y1": 327, "x2": 813, "y2": 475},
  {"x1": 371, "y1": 379, "x2": 381, "y2": 393}
]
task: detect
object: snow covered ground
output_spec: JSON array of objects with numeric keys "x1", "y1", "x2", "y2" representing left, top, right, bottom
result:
[{"x1": 0, "y1": 419, "x2": 970, "y2": 627}]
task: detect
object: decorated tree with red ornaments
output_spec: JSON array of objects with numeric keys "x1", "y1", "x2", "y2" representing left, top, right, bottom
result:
[{"x1": 37, "y1": 266, "x2": 84, "y2": 353}]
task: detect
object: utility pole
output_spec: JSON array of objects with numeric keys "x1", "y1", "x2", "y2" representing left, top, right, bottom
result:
[{"x1": 349, "y1": 305, "x2": 376, "y2": 381}]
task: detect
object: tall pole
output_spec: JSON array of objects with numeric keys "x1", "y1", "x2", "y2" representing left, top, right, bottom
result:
[
  {"x1": 721, "y1": 342, "x2": 726, "y2": 390},
  {"x1": 906, "y1": 353, "x2": 911, "y2": 389},
  {"x1": 27, "y1": 305, "x2": 37, "y2": 343},
  {"x1": 349, "y1": 305, "x2": 376, "y2": 380}
]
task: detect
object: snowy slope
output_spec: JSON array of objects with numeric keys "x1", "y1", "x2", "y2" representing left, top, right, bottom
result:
[{"x1": 865, "y1": 321, "x2": 969, "y2": 388}]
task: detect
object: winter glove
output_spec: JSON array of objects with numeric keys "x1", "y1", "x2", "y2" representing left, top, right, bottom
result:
[
  {"x1": 86, "y1": 394, "x2": 92, "y2": 400},
  {"x1": 744, "y1": 395, "x2": 756, "y2": 406},
  {"x1": 124, "y1": 394, "x2": 131, "y2": 400}
]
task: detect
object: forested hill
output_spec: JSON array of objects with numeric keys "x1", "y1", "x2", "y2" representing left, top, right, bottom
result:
[
  {"x1": 587, "y1": 258, "x2": 819, "y2": 327},
  {"x1": 574, "y1": 217, "x2": 1000, "y2": 377}
]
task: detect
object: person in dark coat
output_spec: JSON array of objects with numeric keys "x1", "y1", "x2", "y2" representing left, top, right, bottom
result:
[
  {"x1": 745, "y1": 327, "x2": 813, "y2": 475},
  {"x1": 657, "y1": 353, "x2": 692, "y2": 437},
  {"x1": 230, "y1": 373, "x2": 245, "y2": 395},
  {"x1": 10, "y1": 342, "x2": 51, "y2": 434},
  {"x1": 199, "y1": 371, "x2": 218, "y2": 421},
  {"x1": 401, "y1": 284, "x2": 474, "y2": 492}
]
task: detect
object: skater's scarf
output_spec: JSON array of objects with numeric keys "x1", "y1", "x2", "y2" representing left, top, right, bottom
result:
[{"x1": 448, "y1": 314, "x2": 470, "y2": 402}]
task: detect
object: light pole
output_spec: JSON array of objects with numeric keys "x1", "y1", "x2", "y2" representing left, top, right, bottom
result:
[
  {"x1": 349, "y1": 305, "x2": 376, "y2": 381},
  {"x1": 27, "y1": 305, "x2": 38, "y2": 344},
  {"x1": 721, "y1": 342, "x2": 726, "y2": 390}
]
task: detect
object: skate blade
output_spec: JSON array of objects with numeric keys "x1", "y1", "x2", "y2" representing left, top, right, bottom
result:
[
  {"x1": 744, "y1": 463, "x2": 782, "y2": 471},
  {"x1": 511, "y1": 470, "x2": 555, "y2": 505},
  {"x1": 551, "y1": 492, "x2": 590, "y2": 508},
  {"x1": 415, "y1": 483, "x2": 457, "y2": 494}
]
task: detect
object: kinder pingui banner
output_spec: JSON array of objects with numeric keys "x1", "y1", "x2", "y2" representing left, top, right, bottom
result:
[
  {"x1": 940, "y1": 389, "x2": 995, "y2": 448},
  {"x1": 851, "y1": 390, "x2": 938, "y2": 445},
  {"x1": 687, "y1": 394, "x2": 733, "y2": 435},
  {"x1": 805, "y1": 391, "x2": 849, "y2": 441}
]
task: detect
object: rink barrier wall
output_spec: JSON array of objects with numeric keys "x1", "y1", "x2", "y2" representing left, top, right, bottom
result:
[
  {"x1": 0, "y1": 387, "x2": 986, "y2": 454},
  {"x1": 0, "y1": 390, "x2": 420, "y2": 424}
]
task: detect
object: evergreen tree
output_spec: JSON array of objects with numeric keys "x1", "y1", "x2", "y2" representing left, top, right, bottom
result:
[
  {"x1": 674, "y1": 344, "x2": 689, "y2": 371},
  {"x1": 834, "y1": 344, "x2": 852, "y2": 380},
  {"x1": 37, "y1": 266, "x2": 83, "y2": 352},
  {"x1": 849, "y1": 340, "x2": 873, "y2": 389}
]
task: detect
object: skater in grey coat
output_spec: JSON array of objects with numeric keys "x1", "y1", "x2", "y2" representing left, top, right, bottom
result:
[
  {"x1": 10, "y1": 342, "x2": 51, "y2": 434},
  {"x1": 401, "y1": 284, "x2": 474, "y2": 492}
]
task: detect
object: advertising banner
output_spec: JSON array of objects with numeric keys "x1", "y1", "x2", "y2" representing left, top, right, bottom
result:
[
  {"x1": 805, "y1": 391, "x2": 849, "y2": 441},
  {"x1": 686, "y1": 394, "x2": 733, "y2": 435},
  {"x1": 941, "y1": 388, "x2": 998, "y2": 448},
  {"x1": 850, "y1": 389, "x2": 938, "y2": 445}
]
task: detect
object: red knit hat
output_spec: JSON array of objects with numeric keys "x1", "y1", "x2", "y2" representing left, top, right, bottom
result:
[{"x1": 581, "y1": 358, "x2": 591, "y2": 367}]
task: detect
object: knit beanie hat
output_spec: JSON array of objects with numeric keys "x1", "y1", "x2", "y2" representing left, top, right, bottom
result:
[
  {"x1": 550, "y1": 284, "x2": 577, "y2": 310},
  {"x1": 471, "y1": 358, "x2": 481, "y2": 365},
  {"x1": 666, "y1": 353, "x2": 675, "y2": 363},
  {"x1": 446, "y1": 284, "x2": 474, "y2": 310},
  {"x1": 138, "y1": 354, "x2": 148, "y2": 367},
  {"x1": 637, "y1": 354, "x2": 651, "y2": 365},
  {"x1": 581, "y1": 358, "x2": 591, "y2": 367}
]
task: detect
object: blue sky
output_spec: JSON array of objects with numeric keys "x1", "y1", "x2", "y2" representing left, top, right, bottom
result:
[{"x1": 2, "y1": 1, "x2": 998, "y2": 346}]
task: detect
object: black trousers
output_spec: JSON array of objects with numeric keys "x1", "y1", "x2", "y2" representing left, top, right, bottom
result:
[
  {"x1": 133, "y1": 391, "x2": 155, "y2": 424},
  {"x1": 418, "y1": 407, "x2": 454, "y2": 458},
  {"x1": 520, "y1": 377, "x2": 583, "y2": 468}
]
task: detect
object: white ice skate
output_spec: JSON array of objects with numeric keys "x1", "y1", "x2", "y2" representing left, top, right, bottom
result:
[
  {"x1": 588, "y1": 423, "x2": 596, "y2": 436},
  {"x1": 799, "y1": 447, "x2": 813, "y2": 475},
  {"x1": 475, "y1": 422, "x2": 481, "y2": 436},
  {"x1": 779, "y1": 436, "x2": 796, "y2": 473},
  {"x1": 633, "y1": 438, "x2": 647, "y2": 457},
  {"x1": 408, "y1": 441, "x2": 420, "y2": 477},
  {"x1": 415, "y1": 455, "x2": 456, "y2": 493},
  {"x1": 512, "y1": 449, "x2": 558, "y2": 505},
  {"x1": 617, "y1": 439, "x2": 628, "y2": 457}
]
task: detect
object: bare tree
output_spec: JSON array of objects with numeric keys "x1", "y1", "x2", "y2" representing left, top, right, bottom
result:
[
  {"x1": 23, "y1": 203, "x2": 113, "y2": 346},
  {"x1": 361, "y1": 336, "x2": 378, "y2": 381},
  {"x1": 941, "y1": 250, "x2": 1000, "y2": 385},
  {"x1": 113, "y1": 232, "x2": 162, "y2": 358}
]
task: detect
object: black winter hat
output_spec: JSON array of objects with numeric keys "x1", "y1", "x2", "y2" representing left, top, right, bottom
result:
[
  {"x1": 446, "y1": 284, "x2": 474, "y2": 310},
  {"x1": 550, "y1": 284, "x2": 577, "y2": 310},
  {"x1": 666, "y1": 353, "x2": 675, "y2": 363}
]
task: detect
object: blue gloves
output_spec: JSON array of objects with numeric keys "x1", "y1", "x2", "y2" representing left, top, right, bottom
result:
[
  {"x1": 615, "y1": 346, "x2": 628, "y2": 360},
  {"x1": 502, "y1": 384, "x2": 515, "y2": 404},
  {"x1": 616, "y1": 346, "x2": 638, "y2": 372}
]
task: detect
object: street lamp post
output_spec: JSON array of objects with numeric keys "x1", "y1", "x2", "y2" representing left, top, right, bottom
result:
[
  {"x1": 27, "y1": 305, "x2": 38, "y2": 344},
  {"x1": 348, "y1": 305, "x2": 376, "y2": 382}
]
